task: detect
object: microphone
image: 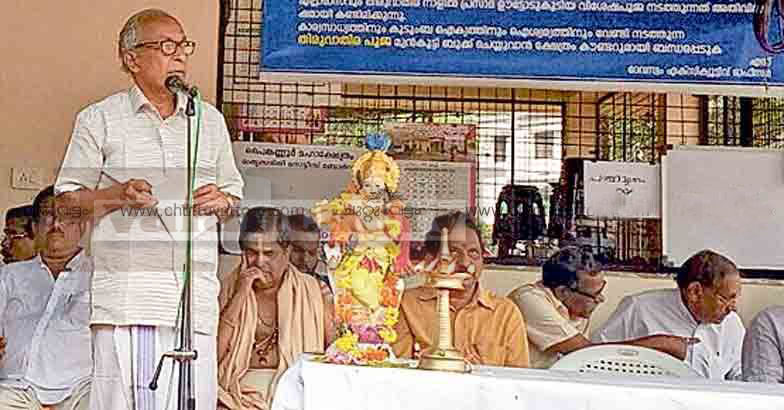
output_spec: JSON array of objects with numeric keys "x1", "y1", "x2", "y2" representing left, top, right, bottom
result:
[{"x1": 165, "y1": 75, "x2": 198, "y2": 97}]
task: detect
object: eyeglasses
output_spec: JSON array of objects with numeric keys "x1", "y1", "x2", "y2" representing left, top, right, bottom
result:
[
  {"x1": 449, "y1": 247, "x2": 482, "y2": 261},
  {"x1": 290, "y1": 242, "x2": 321, "y2": 257},
  {"x1": 134, "y1": 39, "x2": 196, "y2": 56},
  {"x1": 714, "y1": 290, "x2": 739, "y2": 308},
  {"x1": 38, "y1": 210, "x2": 81, "y2": 226},
  {"x1": 571, "y1": 282, "x2": 606, "y2": 304}
]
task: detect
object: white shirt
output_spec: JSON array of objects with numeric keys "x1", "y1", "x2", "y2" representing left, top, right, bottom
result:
[
  {"x1": 55, "y1": 85, "x2": 244, "y2": 335},
  {"x1": 592, "y1": 288, "x2": 745, "y2": 380},
  {"x1": 743, "y1": 306, "x2": 784, "y2": 383},
  {"x1": 0, "y1": 252, "x2": 92, "y2": 404}
]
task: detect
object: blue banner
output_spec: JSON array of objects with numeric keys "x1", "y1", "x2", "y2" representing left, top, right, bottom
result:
[{"x1": 261, "y1": 0, "x2": 784, "y2": 85}]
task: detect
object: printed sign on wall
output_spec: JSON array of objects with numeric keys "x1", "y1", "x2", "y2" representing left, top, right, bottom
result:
[{"x1": 584, "y1": 161, "x2": 660, "y2": 218}]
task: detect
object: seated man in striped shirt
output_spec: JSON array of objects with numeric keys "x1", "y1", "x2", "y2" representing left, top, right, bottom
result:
[
  {"x1": 742, "y1": 306, "x2": 784, "y2": 383},
  {"x1": 0, "y1": 186, "x2": 92, "y2": 409}
]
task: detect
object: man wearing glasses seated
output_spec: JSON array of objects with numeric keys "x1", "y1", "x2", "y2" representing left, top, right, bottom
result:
[
  {"x1": 287, "y1": 214, "x2": 332, "y2": 292},
  {"x1": 593, "y1": 250, "x2": 744, "y2": 380},
  {"x1": 1, "y1": 204, "x2": 36, "y2": 265},
  {"x1": 510, "y1": 246, "x2": 698, "y2": 369},
  {"x1": 0, "y1": 186, "x2": 92, "y2": 409}
]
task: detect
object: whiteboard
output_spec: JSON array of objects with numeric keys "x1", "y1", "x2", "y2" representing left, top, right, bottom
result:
[
  {"x1": 662, "y1": 146, "x2": 784, "y2": 269},
  {"x1": 584, "y1": 161, "x2": 660, "y2": 219}
]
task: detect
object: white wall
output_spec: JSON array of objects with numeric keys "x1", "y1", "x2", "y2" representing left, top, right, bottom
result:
[{"x1": 0, "y1": 2, "x2": 219, "y2": 212}]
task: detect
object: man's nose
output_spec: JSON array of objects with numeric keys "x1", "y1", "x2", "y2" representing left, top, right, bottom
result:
[
  {"x1": 454, "y1": 259, "x2": 469, "y2": 273},
  {"x1": 246, "y1": 254, "x2": 259, "y2": 267},
  {"x1": 172, "y1": 48, "x2": 187, "y2": 62},
  {"x1": 256, "y1": 255, "x2": 274, "y2": 267},
  {"x1": 453, "y1": 250, "x2": 469, "y2": 266},
  {"x1": 52, "y1": 217, "x2": 67, "y2": 230}
]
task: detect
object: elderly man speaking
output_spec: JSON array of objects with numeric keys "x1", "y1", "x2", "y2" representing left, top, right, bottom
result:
[{"x1": 55, "y1": 8, "x2": 243, "y2": 410}]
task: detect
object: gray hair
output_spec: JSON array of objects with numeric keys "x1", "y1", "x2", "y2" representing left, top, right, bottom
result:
[
  {"x1": 239, "y1": 207, "x2": 291, "y2": 250},
  {"x1": 676, "y1": 249, "x2": 739, "y2": 289},
  {"x1": 118, "y1": 9, "x2": 178, "y2": 73}
]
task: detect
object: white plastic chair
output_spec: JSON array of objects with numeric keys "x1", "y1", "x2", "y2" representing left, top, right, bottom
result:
[{"x1": 550, "y1": 345, "x2": 700, "y2": 378}]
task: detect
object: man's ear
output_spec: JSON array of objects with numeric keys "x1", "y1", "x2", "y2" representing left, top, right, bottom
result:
[
  {"x1": 553, "y1": 285, "x2": 569, "y2": 301},
  {"x1": 123, "y1": 51, "x2": 141, "y2": 73},
  {"x1": 685, "y1": 282, "x2": 704, "y2": 303},
  {"x1": 32, "y1": 221, "x2": 45, "y2": 251}
]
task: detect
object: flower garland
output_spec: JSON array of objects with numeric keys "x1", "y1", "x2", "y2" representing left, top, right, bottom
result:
[
  {"x1": 329, "y1": 232, "x2": 403, "y2": 365},
  {"x1": 315, "y1": 131, "x2": 409, "y2": 366}
]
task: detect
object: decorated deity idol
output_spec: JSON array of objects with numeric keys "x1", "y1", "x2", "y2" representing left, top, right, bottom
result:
[{"x1": 311, "y1": 133, "x2": 411, "y2": 365}]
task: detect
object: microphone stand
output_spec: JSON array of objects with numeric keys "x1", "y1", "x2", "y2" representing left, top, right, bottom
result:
[{"x1": 150, "y1": 87, "x2": 200, "y2": 410}]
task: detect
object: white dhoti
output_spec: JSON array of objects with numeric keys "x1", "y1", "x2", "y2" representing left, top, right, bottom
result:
[{"x1": 90, "y1": 325, "x2": 217, "y2": 410}]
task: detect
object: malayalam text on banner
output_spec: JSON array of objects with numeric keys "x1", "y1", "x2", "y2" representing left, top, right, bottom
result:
[{"x1": 261, "y1": 0, "x2": 783, "y2": 86}]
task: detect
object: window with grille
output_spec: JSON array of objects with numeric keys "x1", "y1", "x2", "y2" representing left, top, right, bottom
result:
[
  {"x1": 535, "y1": 130, "x2": 556, "y2": 159},
  {"x1": 705, "y1": 95, "x2": 784, "y2": 149},
  {"x1": 494, "y1": 135, "x2": 508, "y2": 163}
]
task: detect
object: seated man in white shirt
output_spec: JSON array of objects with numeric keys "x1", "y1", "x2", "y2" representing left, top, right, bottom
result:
[
  {"x1": 742, "y1": 306, "x2": 784, "y2": 383},
  {"x1": 592, "y1": 249, "x2": 744, "y2": 380},
  {"x1": 510, "y1": 246, "x2": 697, "y2": 368},
  {"x1": 0, "y1": 186, "x2": 92, "y2": 409}
]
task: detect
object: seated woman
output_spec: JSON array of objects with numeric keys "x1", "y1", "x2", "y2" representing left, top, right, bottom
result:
[{"x1": 217, "y1": 207, "x2": 334, "y2": 409}]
